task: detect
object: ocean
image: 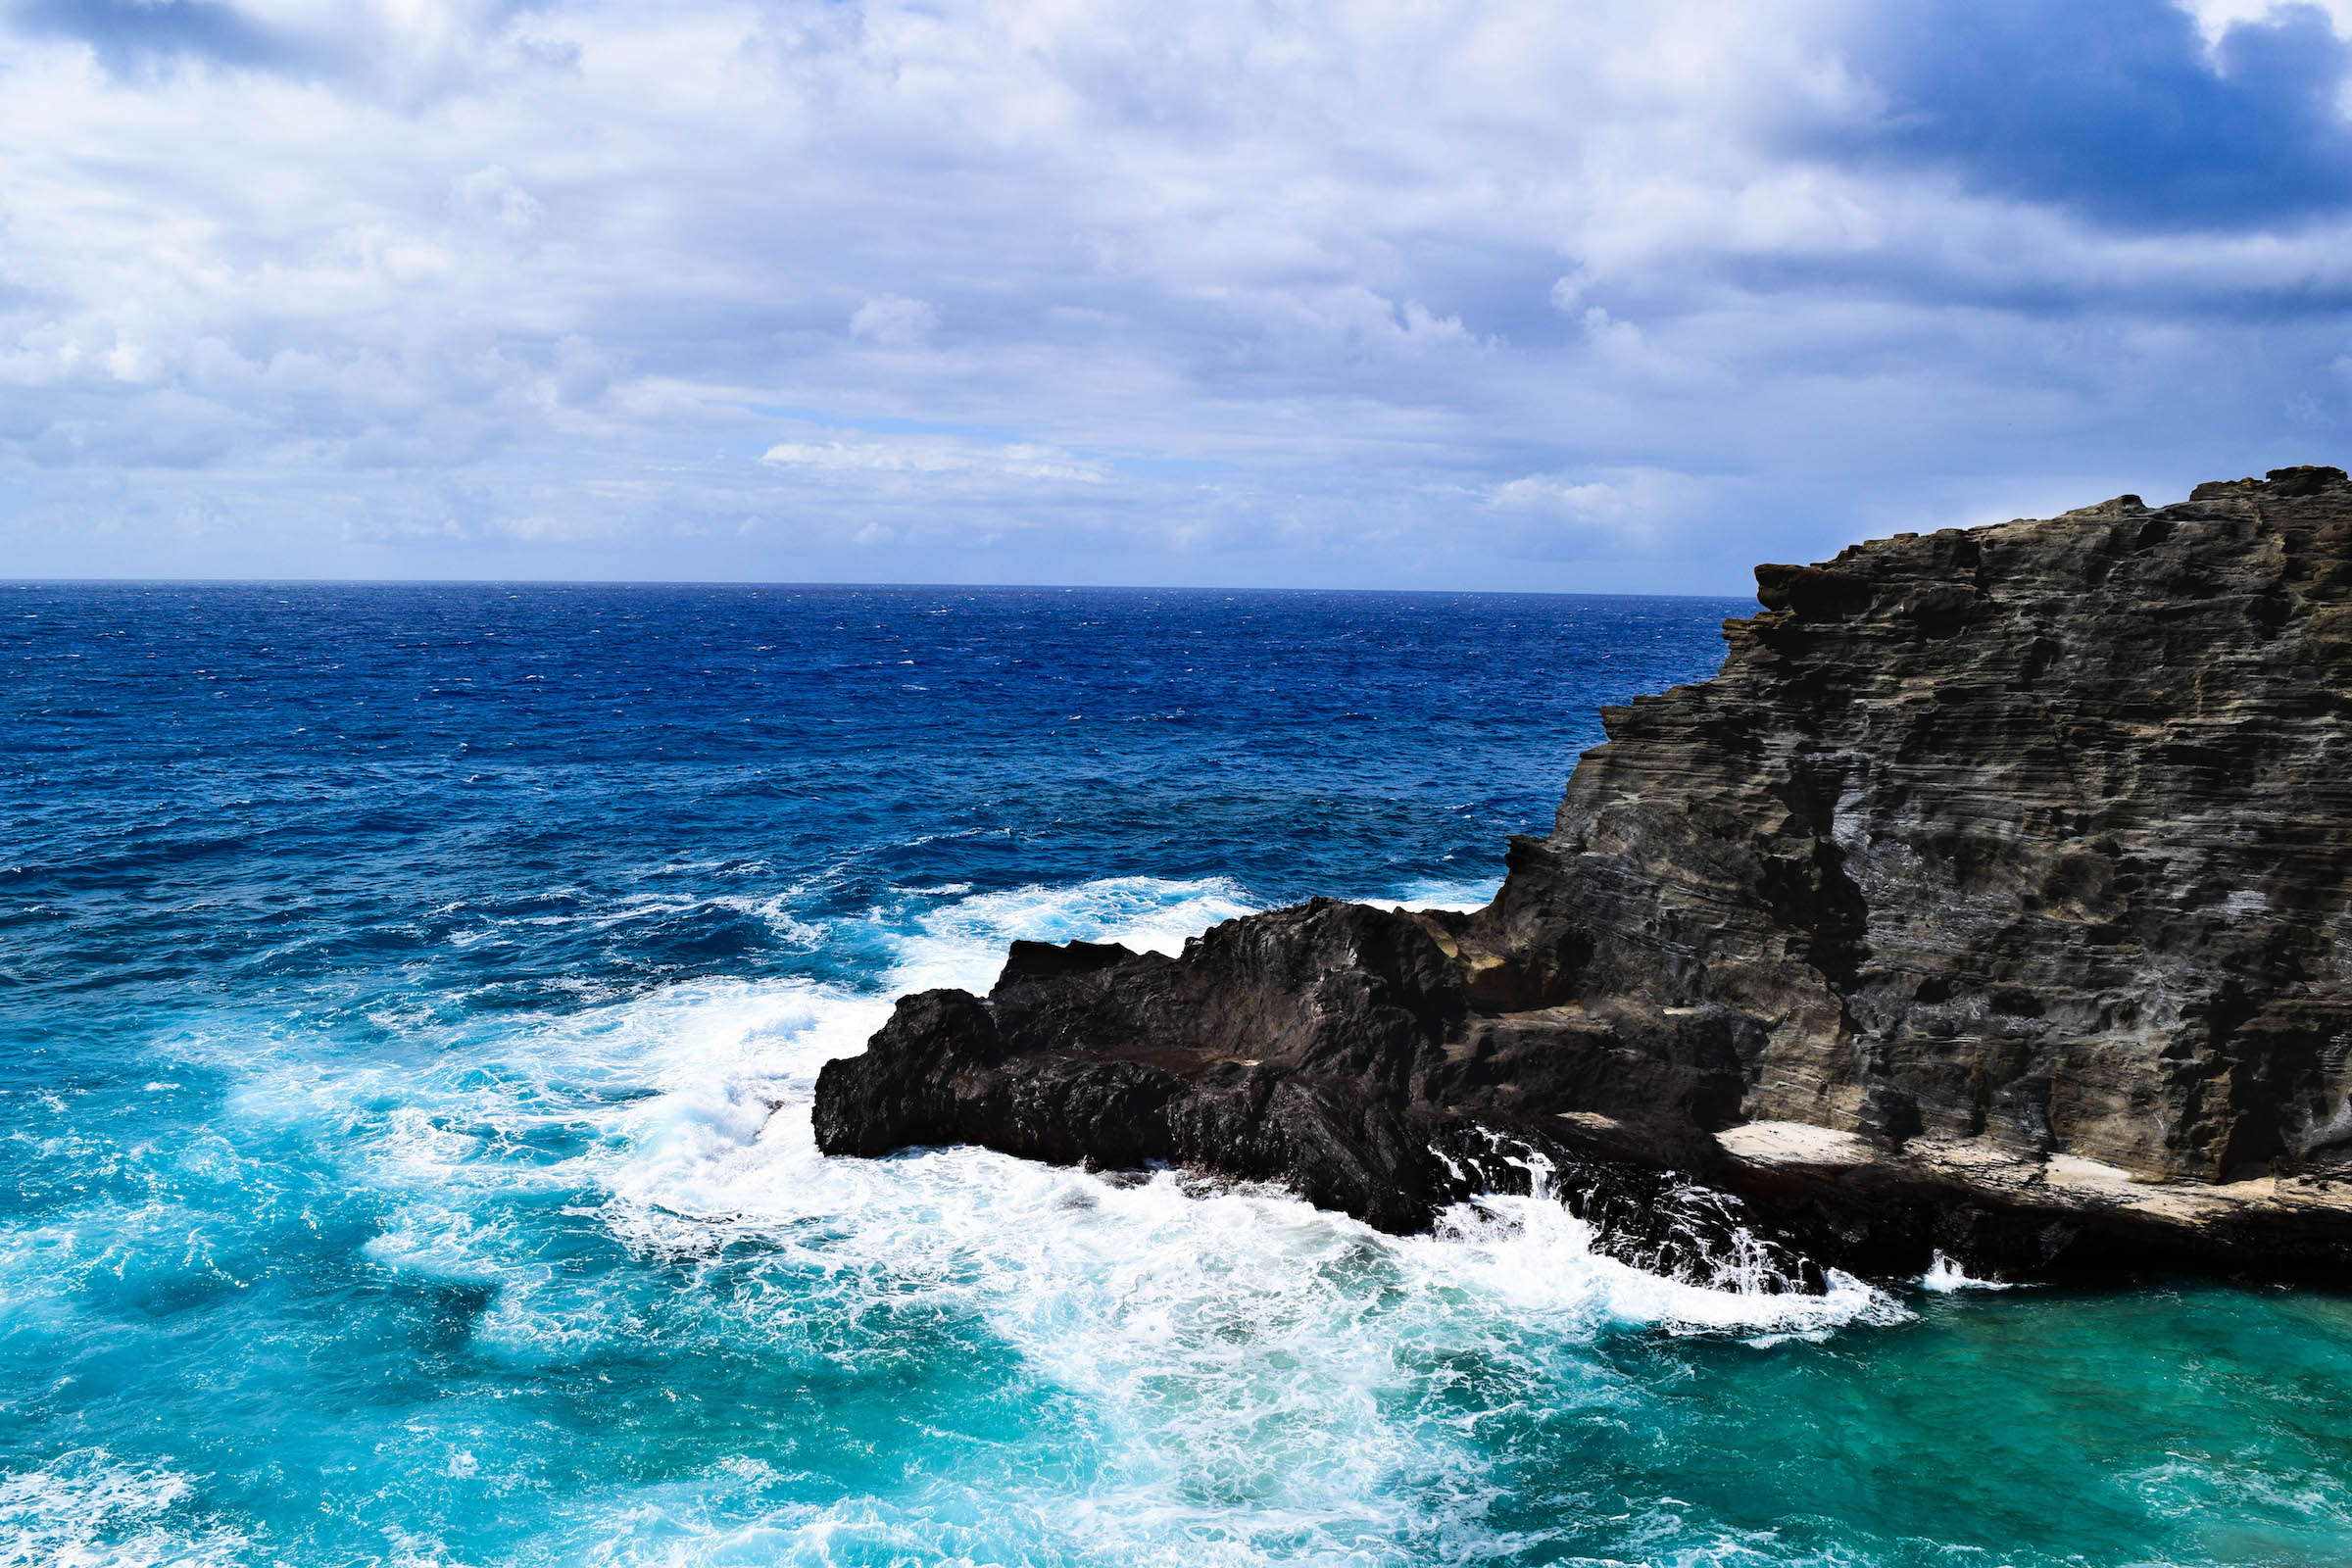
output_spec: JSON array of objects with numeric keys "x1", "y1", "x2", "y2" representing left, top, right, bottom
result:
[{"x1": 5, "y1": 581, "x2": 2349, "y2": 1568}]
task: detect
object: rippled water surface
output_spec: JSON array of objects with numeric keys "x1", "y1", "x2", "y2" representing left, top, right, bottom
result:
[{"x1": 5, "y1": 581, "x2": 2349, "y2": 1567}]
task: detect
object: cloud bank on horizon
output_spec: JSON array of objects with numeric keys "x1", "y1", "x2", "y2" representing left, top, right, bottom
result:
[{"x1": 6, "y1": 0, "x2": 2352, "y2": 591}]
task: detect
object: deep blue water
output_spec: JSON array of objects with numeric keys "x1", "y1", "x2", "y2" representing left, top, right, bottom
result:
[{"x1": 5, "y1": 581, "x2": 2350, "y2": 1568}]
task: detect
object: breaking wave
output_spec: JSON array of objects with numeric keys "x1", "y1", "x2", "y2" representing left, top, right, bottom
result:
[
  {"x1": 0, "y1": 1451, "x2": 248, "y2": 1568},
  {"x1": 158, "y1": 875, "x2": 1906, "y2": 1561}
]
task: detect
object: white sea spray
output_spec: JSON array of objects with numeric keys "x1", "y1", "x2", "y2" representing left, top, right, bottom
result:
[
  {"x1": 1920, "y1": 1251, "x2": 2017, "y2": 1293},
  {"x1": 0, "y1": 1450, "x2": 248, "y2": 1568},
  {"x1": 197, "y1": 875, "x2": 1911, "y2": 1563}
]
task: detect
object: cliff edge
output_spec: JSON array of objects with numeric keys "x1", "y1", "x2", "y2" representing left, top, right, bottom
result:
[{"x1": 814, "y1": 466, "x2": 2352, "y2": 1287}]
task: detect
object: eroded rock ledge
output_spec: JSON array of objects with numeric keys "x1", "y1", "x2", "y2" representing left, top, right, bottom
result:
[{"x1": 816, "y1": 466, "x2": 2352, "y2": 1288}]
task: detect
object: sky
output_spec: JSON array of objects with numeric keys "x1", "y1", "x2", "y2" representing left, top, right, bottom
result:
[{"x1": 6, "y1": 0, "x2": 2352, "y2": 592}]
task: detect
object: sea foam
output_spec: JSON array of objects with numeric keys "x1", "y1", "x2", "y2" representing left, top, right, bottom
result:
[
  {"x1": 151, "y1": 876, "x2": 1909, "y2": 1564},
  {"x1": 0, "y1": 1450, "x2": 247, "y2": 1568}
]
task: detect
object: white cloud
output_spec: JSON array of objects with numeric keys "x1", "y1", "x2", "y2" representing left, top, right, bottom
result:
[
  {"x1": 1, "y1": 0, "x2": 2348, "y2": 588},
  {"x1": 2178, "y1": 0, "x2": 2352, "y2": 43},
  {"x1": 849, "y1": 296, "x2": 940, "y2": 346},
  {"x1": 456, "y1": 166, "x2": 545, "y2": 233},
  {"x1": 1483, "y1": 466, "x2": 1722, "y2": 557},
  {"x1": 760, "y1": 434, "x2": 1104, "y2": 484}
]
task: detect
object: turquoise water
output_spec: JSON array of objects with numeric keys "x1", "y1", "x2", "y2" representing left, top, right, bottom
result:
[{"x1": 6, "y1": 583, "x2": 2349, "y2": 1566}]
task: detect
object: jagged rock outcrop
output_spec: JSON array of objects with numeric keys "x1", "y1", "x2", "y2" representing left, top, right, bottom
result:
[{"x1": 816, "y1": 466, "x2": 2352, "y2": 1287}]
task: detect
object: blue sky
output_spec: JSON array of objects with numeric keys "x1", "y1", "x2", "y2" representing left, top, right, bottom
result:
[{"x1": 5, "y1": 0, "x2": 2351, "y2": 592}]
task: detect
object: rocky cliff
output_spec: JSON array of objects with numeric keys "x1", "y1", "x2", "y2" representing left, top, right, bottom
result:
[{"x1": 815, "y1": 466, "x2": 2352, "y2": 1287}]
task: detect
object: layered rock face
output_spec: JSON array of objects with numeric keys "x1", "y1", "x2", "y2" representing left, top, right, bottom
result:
[{"x1": 816, "y1": 467, "x2": 2352, "y2": 1285}]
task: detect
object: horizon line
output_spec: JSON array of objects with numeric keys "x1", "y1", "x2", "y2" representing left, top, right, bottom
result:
[{"x1": 3, "y1": 576, "x2": 1758, "y2": 603}]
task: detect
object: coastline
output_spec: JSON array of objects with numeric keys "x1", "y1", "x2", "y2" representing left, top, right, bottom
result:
[{"x1": 816, "y1": 467, "x2": 2352, "y2": 1289}]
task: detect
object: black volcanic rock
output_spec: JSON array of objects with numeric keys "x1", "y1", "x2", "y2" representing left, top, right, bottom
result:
[{"x1": 816, "y1": 466, "x2": 2352, "y2": 1287}]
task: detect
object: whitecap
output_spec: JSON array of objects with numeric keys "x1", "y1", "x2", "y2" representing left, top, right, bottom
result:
[
  {"x1": 1920, "y1": 1250, "x2": 2016, "y2": 1293},
  {"x1": 1404, "y1": 1192, "x2": 1907, "y2": 1342},
  {"x1": 0, "y1": 1449, "x2": 248, "y2": 1568},
  {"x1": 1367, "y1": 874, "x2": 1502, "y2": 914},
  {"x1": 881, "y1": 874, "x2": 1258, "y2": 996}
]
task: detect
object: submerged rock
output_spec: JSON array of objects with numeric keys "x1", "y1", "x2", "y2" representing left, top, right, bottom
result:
[{"x1": 817, "y1": 466, "x2": 2352, "y2": 1288}]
